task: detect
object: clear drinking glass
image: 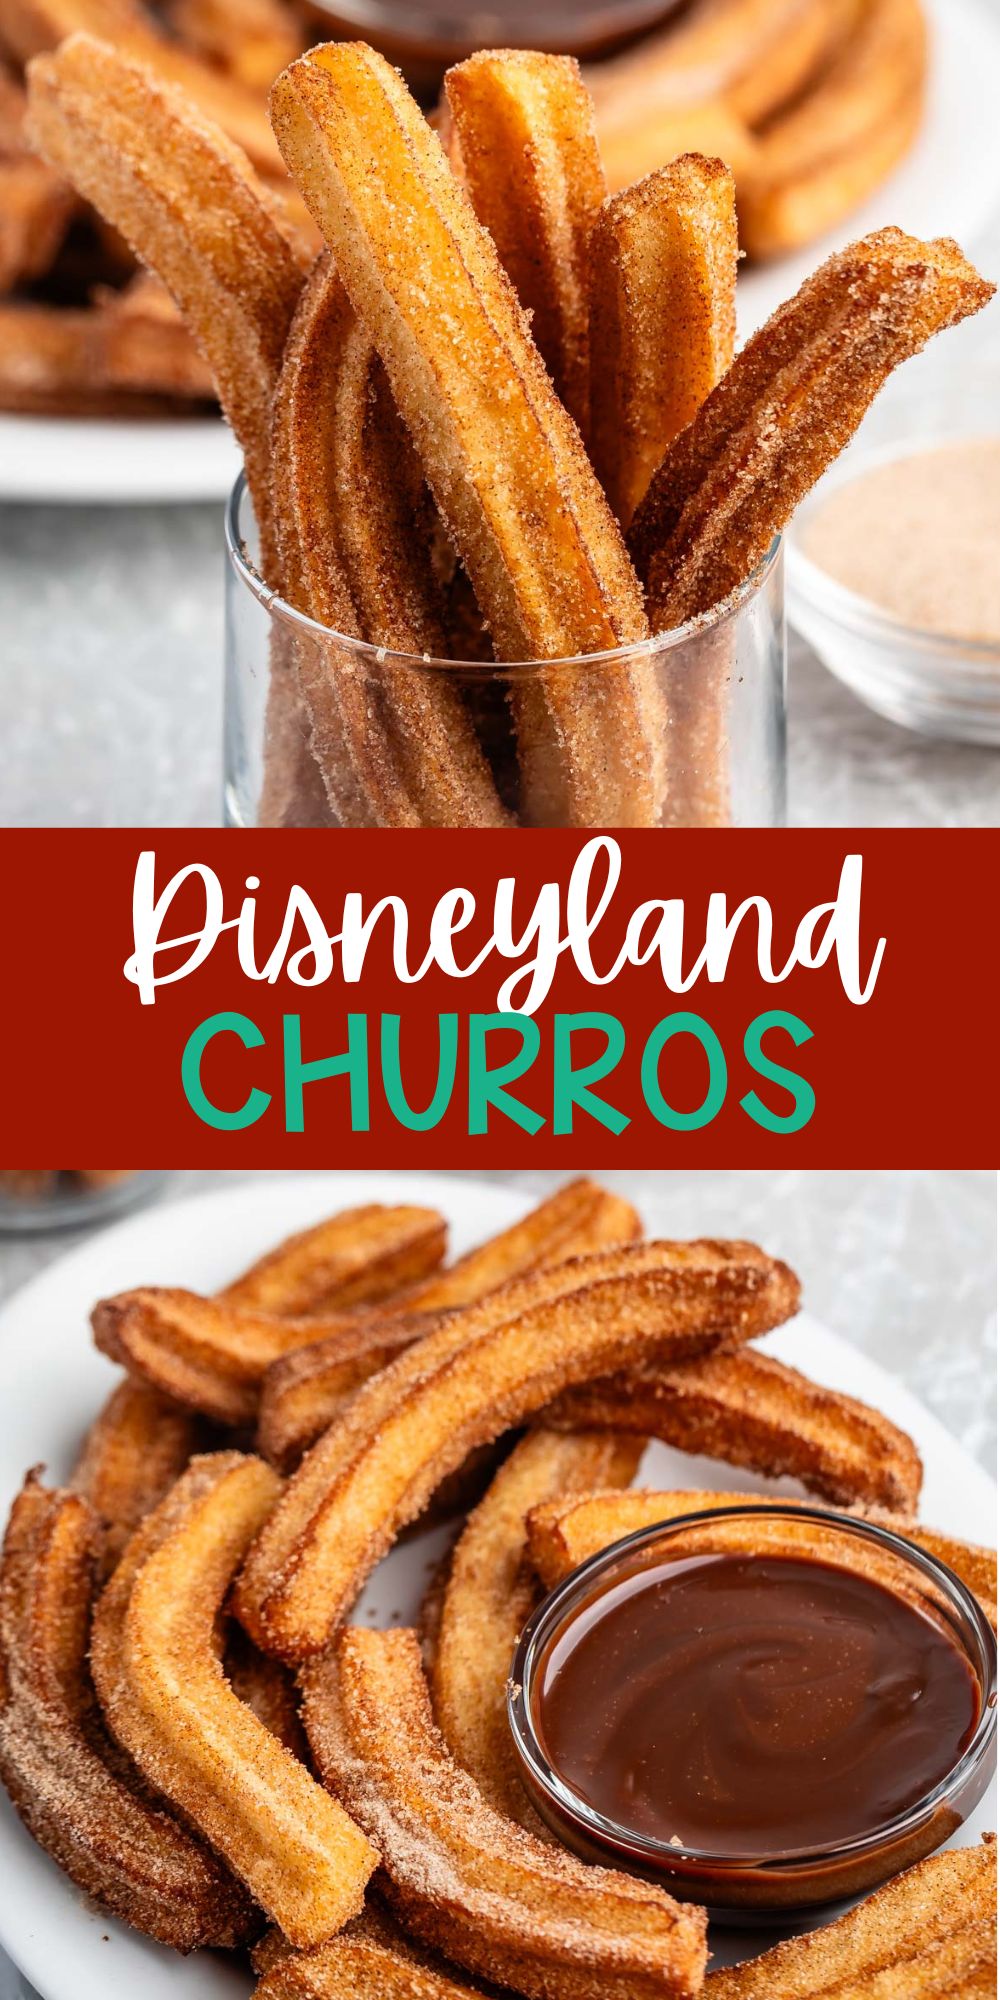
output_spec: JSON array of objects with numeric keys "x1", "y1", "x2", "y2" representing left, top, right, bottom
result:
[{"x1": 224, "y1": 476, "x2": 786, "y2": 831}]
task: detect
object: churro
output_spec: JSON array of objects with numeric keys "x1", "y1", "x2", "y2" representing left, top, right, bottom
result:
[
  {"x1": 588, "y1": 154, "x2": 737, "y2": 529},
  {"x1": 271, "y1": 252, "x2": 509, "y2": 828},
  {"x1": 91, "y1": 272, "x2": 214, "y2": 398},
  {"x1": 0, "y1": 64, "x2": 74, "y2": 292},
  {"x1": 258, "y1": 1179, "x2": 642, "y2": 1468},
  {"x1": 430, "y1": 1428, "x2": 643, "y2": 1829},
  {"x1": 235, "y1": 1238, "x2": 799, "y2": 1660},
  {"x1": 26, "y1": 33, "x2": 308, "y2": 574},
  {"x1": 269, "y1": 42, "x2": 667, "y2": 830},
  {"x1": 159, "y1": 0, "x2": 300, "y2": 95},
  {"x1": 90, "y1": 1453, "x2": 377, "y2": 1946},
  {"x1": 0, "y1": 1473, "x2": 255, "y2": 1950},
  {"x1": 224, "y1": 1623, "x2": 308, "y2": 1760},
  {"x1": 6, "y1": 0, "x2": 284, "y2": 174},
  {"x1": 444, "y1": 50, "x2": 605, "y2": 436},
  {"x1": 92, "y1": 1202, "x2": 448, "y2": 1422},
  {"x1": 303, "y1": 1625, "x2": 709, "y2": 2000},
  {"x1": 740, "y1": 0, "x2": 927, "y2": 260},
  {"x1": 630, "y1": 228, "x2": 994, "y2": 631},
  {"x1": 0, "y1": 297, "x2": 210, "y2": 413},
  {"x1": 548, "y1": 1344, "x2": 924, "y2": 1512},
  {"x1": 70, "y1": 1376, "x2": 204, "y2": 1573},
  {"x1": 255, "y1": 1924, "x2": 492, "y2": 1999},
  {"x1": 525, "y1": 1487, "x2": 996, "y2": 1632},
  {"x1": 222, "y1": 1200, "x2": 447, "y2": 1315},
  {"x1": 705, "y1": 1837, "x2": 996, "y2": 1995}
]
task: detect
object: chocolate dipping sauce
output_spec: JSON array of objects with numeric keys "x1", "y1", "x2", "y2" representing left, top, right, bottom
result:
[
  {"x1": 532, "y1": 1552, "x2": 980, "y2": 1856},
  {"x1": 302, "y1": 0, "x2": 681, "y2": 73}
]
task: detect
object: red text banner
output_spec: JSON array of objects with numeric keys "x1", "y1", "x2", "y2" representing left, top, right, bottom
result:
[{"x1": 0, "y1": 829, "x2": 994, "y2": 1166}]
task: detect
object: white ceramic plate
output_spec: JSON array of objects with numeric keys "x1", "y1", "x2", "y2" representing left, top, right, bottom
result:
[
  {"x1": 0, "y1": 1172, "x2": 994, "y2": 1999},
  {"x1": 2, "y1": 0, "x2": 998, "y2": 505}
]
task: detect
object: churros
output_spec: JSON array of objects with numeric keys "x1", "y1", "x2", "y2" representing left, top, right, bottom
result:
[
  {"x1": 525, "y1": 1487, "x2": 996, "y2": 1633},
  {"x1": 269, "y1": 42, "x2": 667, "y2": 830},
  {"x1": 303, "y1": 1625, "x2": 709, "y2": 2000},
  {"x1": 25, "y1": 33, "x2": 308, "y2": 573},
  {"x1": 629, "y1": 227, "x2": 994, "y2": 632},
  {"x1": 90, "y1": 1453, "x2": 377, "y2": 1946},
  {"x1": 548, "y1": 1344, "x2": 924, "y2": 1512},
  {"x1": 235, "y1": 1238, "x2": 799, "y2": 1659},
  {"x1": 430, "y1": 1428, "x2": 644, "y2": 1828},
  {"x1": 258, "y1": 1179, "x2": 642, "y2": 1467},
  {"x1": 705, "y1": 1837, "x2": 996, "y2": 1994},
  {"x1": 69, "y1": 1376, "x2": 203, "y2": 1572},
  {"x1": 0, "y1": 64, "x2": 74, "y2": 292},
  {"x1": 589, "y1": 156, "x2": 737, "y2": 529},
  {"x1": 444, "y1": 50, "x2": 605, "y2": 435},
  {"x1": 254, "y1": 1919, "x2": 493, "y2": 1999},
  {"x1": 271, "y1": 252, "x2": 508, "y2": 828},
  {"x1": 92, "y1": 1202, "x2": 448, "y2": 1422},
  {"x1": 0, "y1": 1473, "x2": 255, "y2": 1950}
]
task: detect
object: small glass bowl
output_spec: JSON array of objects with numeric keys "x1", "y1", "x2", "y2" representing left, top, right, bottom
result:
[
  {"x1": 0, "y1": 1172, "x2": 167, "y2": 1236},
  {"x1": 787, "y1": 436, "x2": 1000, "y2": 746},
  {"x1": 508, "y1": 1503, "x2": 997, "y2": 1922},
  {"x1": 224, "y1": 475, "x2": 786, "y2": 829}
]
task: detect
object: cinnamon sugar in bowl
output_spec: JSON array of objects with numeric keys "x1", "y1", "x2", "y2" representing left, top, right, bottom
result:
[{"x1": 787, "y1": 436, "x2": 1000, "y2": 746}]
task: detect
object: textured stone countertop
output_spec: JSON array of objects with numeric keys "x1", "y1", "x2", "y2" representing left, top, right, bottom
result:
[{"x1": 0, "y1": 1167, "x2": 995, "y2": 2000}]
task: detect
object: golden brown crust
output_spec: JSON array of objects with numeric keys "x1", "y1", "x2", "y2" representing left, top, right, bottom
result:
[
  {"x1": 430, "y1": 1428, "x2": 644, "y2": 1831},
  {"x1": 90, "y1": 1453, "x2": 377, "y2": 1946},
  {"x1": 705, "y1": 1837, "x2": 996, "y2": 1994},
  {"x1": 224, "y1": 1623, "x2": 308, "y2": 1761},
  {"x1": 739, "y1": 0, "x2": 928, "y2": 260},
  {"x1": 548, "y1": 1344, "x2": 924, "y2": 1513},
  {"x1": 0, "y1": 1472, "x2": 255, "y2": 1950},
  {"x1": 234, "y1": 1238, "x2": 800, "y2": 1660},
  {"x1": 91, "y1": 1204, "x2": 449, "y2": 1423},
  {"x1": 270, "y1": 252, "x2": 509, "y2": 829},
  {"x1": 158, "y1": 0, "x2": 300, "y2": 95},
  {"x1": 444, "y1": 49, "x2": 606, "y2": 436},
  {"x1": 222, "y1": 1201, "x2": 447, "y2": 1316},
  {"x1": 302, "y1": 1625, "x2": 709, "y2": 1999},
  {"x1": 69, "y1": 1377, "x2": 204, "y2": 1573},
  {"x1": 254, "y1": 1912, "x2": 493, "y2": 1997},
  {"x1": 25, "y1": 33, "x2": 307, "y2": 574},
  {"x1": 0, "y1": 297, "x2": 212, "y2": 415},
  {"x1": 269, "y1": 42, "x2": 667, "y2": 830},
  {"x1": 630, "y1": 227, "x2": 994, "y2": 630},
  {"x1": 589, "y1": 156, "x2": 737, "y2": 530},
  {"x1": 525, "y1": 1486, "x2": 995, "y2": 1636},
  {"x1": 257, "y1": 1179, "x2": 643, "y2": 1469}
]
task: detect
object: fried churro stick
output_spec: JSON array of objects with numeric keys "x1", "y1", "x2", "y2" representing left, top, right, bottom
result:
[
  {"x1": 0, "y1": 1473, "x2": 255, "y2": 1949},
  {"x1": 224, "y1": 1201, "x2": 447, "y2": 1315},
  {"x1": 160, "y1": 0, "x2": 300, "y2": 94},
  {"x1": 92, "y1": 273, "x2": 215, "y2": 399},
  {"x1": 258, "y1": 1179, "x2": 642, "y2": 1468},
  {"x1": 271, "y1": 254, "x2": 508, "y2": 829},
  {"x1": 444, "y1": 50, "x2": 605, "y2": 436},
  {"x1": 90, "y1": 1453, "x2": 377, "y2": 1946},
  {"x1": 224, "y1": 1623, "x2": 308, "y2": 1760},
  {"x1": 430, "y1": 1428, "x2": 644, "y2": 1830},
  {"x1": 7, "y1": 0, "x2": 284, "y2": 173},
  {"x1": 526, "y1": 1487, "x2": 995, "y2": 1629},
  {"x1": 705, "y1": 1837, "x2": 996, "y2": 1995},
  {"x1": 270, "y1": 42, "x2": 667, "y2": 830},
  {"x1": 589, "y1": 155, "x2": 737, "y2": 530},
  {"x1": 70, "y1": 1377, "x2": 204, "y2": 1573},
  {"x1": 25, "y1": 33, "x2": 307, "y2": 577},
  {"x1": 0, "y1": 67, "x2": 75, "y2": 292},
  {"x1": 0, "y1": 299, "x2": 209, "y2": 414},
  {"x1": 92, "y1": 1204, "x2": 448, "y2": 1422},
  {"x1": 235, "y1": 1239, "x2": 799, "y2": 1660},
  {"x1": 255, "y1": 1920, "x2": 493, "y2": 1999},
  {"x1": 740, "y1": 0, "x2": 927, "y2": 260},
  {"x1": 630, "y1": 227, "x2": 994, "y2": 631},
  {"x1": 303, "y1": 1626, "x2": 709, "y2": 2000},
  {"x1": 548, "y1": 1344, "x2": 923, "y2": 1513}
]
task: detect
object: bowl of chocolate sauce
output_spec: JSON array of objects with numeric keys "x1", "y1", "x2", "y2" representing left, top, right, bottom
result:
[
  {"x1": 508, "y1": 1504, "x2": 997, "y2": 1918},
  {"x1": 299, "y1": 0, "x2": 682, "y2": 91}
]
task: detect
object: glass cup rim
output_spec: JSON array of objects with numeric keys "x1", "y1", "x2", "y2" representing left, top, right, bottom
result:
[
  {"x1": 507, "y1": 1500, "x2": 998, "y2": 1873},
  {"x1": 225, "y1": 471, "x2": 783, "y2": 675}
]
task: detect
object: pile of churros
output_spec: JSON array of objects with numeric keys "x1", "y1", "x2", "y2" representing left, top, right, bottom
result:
[
  {"x1": 16, "y1": 33, "x2": 990, "y2": 826},
  {"x1": 0, "y1": 1178, "x2": 995, "y2": 1996}
]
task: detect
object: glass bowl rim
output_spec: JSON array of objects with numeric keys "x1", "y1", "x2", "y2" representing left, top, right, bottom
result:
[
  {"x1": 507, "y1": 1500, "x2": 997, "y2": 1873},
  {"x1": 225, "y1": 471, "x2": 783, "y2": 675},
  {"x1": 786, "y1": 431, "x2": 1000, "y2": 667}
]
